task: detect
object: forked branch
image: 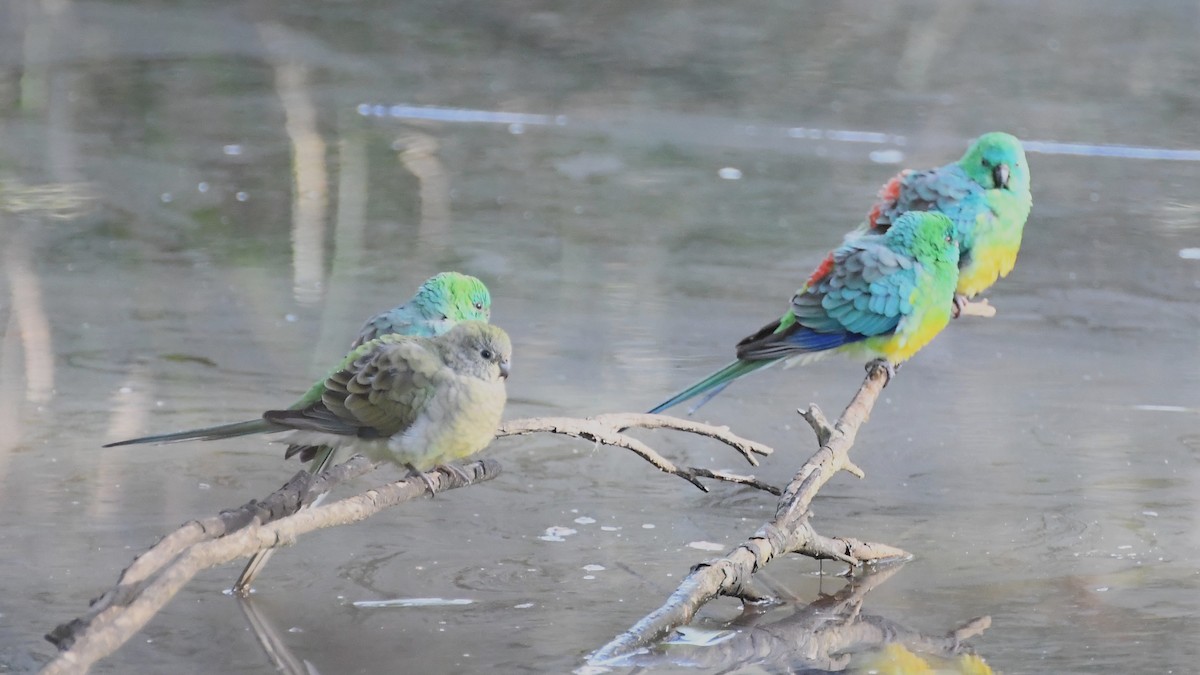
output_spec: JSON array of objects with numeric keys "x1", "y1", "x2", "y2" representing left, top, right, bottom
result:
[{"x1": 590, "y1": 361, "x2": 910, "y2": 664}]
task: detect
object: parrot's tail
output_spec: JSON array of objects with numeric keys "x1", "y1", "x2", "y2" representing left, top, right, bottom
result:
[
  {"x1": 102, "y1": 419, "x2": 276, "y2": 447},
  {"x1": 647, "y1": 359, "x2": 775, "y2": 415}
]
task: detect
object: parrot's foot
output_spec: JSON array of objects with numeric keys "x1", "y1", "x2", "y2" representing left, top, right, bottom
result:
[
  {"x1": 437, "y1": 463, "x2": 474, "y2": 484},
  {"x1": 951, "y1": 293, "x2": 969, "y2": 319},
  {"x1": 865, "y1": 358, "x2": 897, "y2": 383},
  {"x1": 406, "y1": 464, "x2": 439, "y2": 496}
]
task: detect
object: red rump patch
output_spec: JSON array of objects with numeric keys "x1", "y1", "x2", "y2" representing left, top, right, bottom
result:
[
  {"x1": 806, "y1": 252, "x2": 836, "y2": 286},
  {"x1": 866, "y1": 172, "x2": 908, "y2": 230}
]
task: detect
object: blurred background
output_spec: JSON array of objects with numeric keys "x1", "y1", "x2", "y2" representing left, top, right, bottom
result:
[{"x1": 1, "y1": 1, "x2": 1198, "y2": 672}]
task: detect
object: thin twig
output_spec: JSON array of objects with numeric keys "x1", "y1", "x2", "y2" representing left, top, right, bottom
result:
[
  {"x1": 496, "y1": 414, "x2": 777, "y2": 494},
  {"x1": 590, "y1": 362, "x2": 910, "y2": 664}
]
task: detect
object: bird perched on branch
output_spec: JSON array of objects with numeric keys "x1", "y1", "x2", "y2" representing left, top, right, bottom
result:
[
  {"x1": 857, "y1": 131, "x2": 1032, "y2": 315},
  {"x1": 649, "y1": 212, "x2": 960, "y2": 414},
  {"x1": 264, "y1": 321, "x2": 511, "y2": 477},
  {"x1": 104, "y1": 272, "x2": 496, "y2": 591},
  {"x1": 105, "y1": 271, "x2": 492, "y2": 449}
]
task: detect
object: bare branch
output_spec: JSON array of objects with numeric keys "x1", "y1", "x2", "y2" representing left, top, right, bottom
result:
[
  {"x1": 42, "y1": 460, "x2": 501, "y2": 675},
  {"x1": 590, "y1": 362, "x2": 910, "y2": 664},
  {"x1": 496, "y1": 414, "x2": 777, "y2": 493}
]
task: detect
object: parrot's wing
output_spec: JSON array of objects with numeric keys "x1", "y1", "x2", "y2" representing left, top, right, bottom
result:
[
  {"x1": 799, "y1": 238, "x2": 917, "y2": 338},
  {"x1": 354, "y1": 307, "x2": 418, "y2": 347},
  {"x1": 266, "y1": 340, "x2": 439, "y2": 439},
  {"x1": 868, "y1": 164, "x2": 974, "y2": 231}
]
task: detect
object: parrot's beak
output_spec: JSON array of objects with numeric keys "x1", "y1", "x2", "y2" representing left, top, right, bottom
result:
[
  {"x1": 993, "y1": 163, "x2": 1010, "y2": 190},
  {"x1": 499, "y1": 360, "x2": 510, "y2": 379}
]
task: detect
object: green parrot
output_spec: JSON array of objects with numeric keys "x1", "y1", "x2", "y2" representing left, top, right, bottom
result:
[
  {"x1": 649, "y1": 212, "x2": 960, "y2": 414},
  {"x1": 104, "y1": 271, "x2": 492, "y2": 449},
  {"x1": 861, "y1": 131, "x2": 1032, "y2": 314},
  {"x1": 104, "y1": 271, "x2": 493, "y2": 591},
  {"x1": 234, "y1": 321, "x2": 511, "y2": 592},
  {"x1": 265, "y1": 321, "x2": 511, "y2": 473}
]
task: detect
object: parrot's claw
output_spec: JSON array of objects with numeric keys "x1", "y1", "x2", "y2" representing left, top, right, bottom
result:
[
  {"x1": 951, "y1": 293, "x2": 969, "y2": 319},
  {"x1": 865, "y1": 358, "x2": 897, "y2": 383},
  {"x1": 439, "y1": 463, "x2": 474, "y2": 484},
  {"x1": 406, "y1": 463, "x2": 439, "y2": 496}
]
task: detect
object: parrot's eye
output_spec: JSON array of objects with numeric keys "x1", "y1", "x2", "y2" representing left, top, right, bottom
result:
[
  {"x1": 945, "y1": 235, "x2": 953, "y2": 243},
  {"x1": 474, "y1": 301, "x2": 484, "y2": 310},
  {"x1": 480, "y1": 348, "x2": 493, "y2": 360}
]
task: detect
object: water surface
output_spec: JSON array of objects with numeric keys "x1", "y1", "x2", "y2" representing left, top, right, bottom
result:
[{"x1": 1, "y1": 1, "x2": 1198, "y2": 673}]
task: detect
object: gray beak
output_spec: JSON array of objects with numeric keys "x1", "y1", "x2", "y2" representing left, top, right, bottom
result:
[
  {"x1": 499, "y1": 360, "x2": 510, "y2": 380},
  {"x1": 993, "y1": 163, "x2": 1010, "y2": 190}
]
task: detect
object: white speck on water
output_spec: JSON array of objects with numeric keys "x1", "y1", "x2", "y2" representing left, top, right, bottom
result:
[
  {"x1": 118, "y1": 386, "x2": 133, "y2": 394},
  {"x1": 353, "y1": 598, "x2": 473, "y2": 608},
  {"x1": 235, "y1": 191, "x2": 249, "y2": 202},
  {"x1": 1095, "y1": 587, "x2": 1109, "y2": 592},
  {"x1": 160, "y1": 193, "x2": 172, "y2": 203},
  {"x1": 1180, "y1": 248, "x2": 1200, "y2": 260},
  {"x1": 1133, "y1": 404, "x2": 1189, "y2": 412},
  {"x1": 538, "y1": 526, "x2": 577, "y2": 542},
  {"x1": 508, "y1": 123, "x2": 525, "y2": 135},
  {"x1": 869, "y1": 149, "x2": 905, "y2": 164},
  {"x1": 582, "y1": 564, "x2": 605, "y2": 572},
  {"x1": 1143, "y1": 511, "x2": 1159, "y2": 517},
  {"x1": 686, "y1": 541, "x2": 725, "y2": 552},
  {"x1": 287, "y1": 626, "x2": 303, "y2": 633},
  {"x1": 718, "y1": 167, "x2": 743, "y2": 180},
  {"x1": 514, "y1": 602, "x2": 534, "y2": 609},
  {"x1": 223, "y1": 144, "x2": 242, "y2": 156},
  {"x1": 641, "y1": 523, "x2": 656, "y2": 529},
  {"x1": 582, "y1": 575, "x2": 595, "y2": 580},
  {"x1": 600, "y1": 526, "x2": 620, "y2": 531},
  {"x1": 156, "y1": 400, "x2": 164, "y2": 407},
  {"x1": 197, "y1": 182, "x2": 209, "y2": 193},
  {"x1": 198, "y1": 483, "x2": 211, "y2": 490},
  {"x1": 284, "y1": 313, "x2": 298, "y2": 323},
  {"x1": 574, "y1": 516, "x2": 596, "y2": 525}
]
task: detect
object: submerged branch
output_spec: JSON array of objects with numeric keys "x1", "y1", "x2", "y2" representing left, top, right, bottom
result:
[
  {"x1": 590, "y1": 361, "x2": 911, "y2": 664},
  {"x1": 613, "y1": 562, "x2": 990, "y2": 671},
  {"x1": 497, "y1": 413, "x2": 779, "y2": 494},
  {"x1": 42, "y1": 459, "x2": 502, "y2": 675}
]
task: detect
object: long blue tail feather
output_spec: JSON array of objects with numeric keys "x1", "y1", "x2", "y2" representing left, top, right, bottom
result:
[{"x1": 647, "y1": 359, "x2": 775, "y2": 415}]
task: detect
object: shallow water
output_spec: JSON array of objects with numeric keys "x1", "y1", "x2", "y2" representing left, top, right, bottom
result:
[{"x1": 1, "y1": 1, "x2": 1199, "y2": 673}]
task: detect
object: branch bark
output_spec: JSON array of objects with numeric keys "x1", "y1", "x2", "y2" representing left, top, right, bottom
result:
[
  {"x1": 590, "y1": 361, "x2": 910, "y2": 665},
  {"x1": 41, "y1": 459, "x2": 502, "y2": 675},
  {"x1": 42, "y1": 413, "x2": 779, "y2": 673},
  {"x1": 497, "y1": 413, "x2": 779, "y2": 494}
]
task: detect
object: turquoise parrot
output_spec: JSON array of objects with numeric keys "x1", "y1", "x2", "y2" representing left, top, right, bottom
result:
[
  {"x1": 352, "y1": 271, "x2": 491, "y2": 347},
  {"x1": 861, "y1": 131, "x2": 1031, "y2": 313},
  {"x1": 648, "y1": 212, "x2": 960, "y2": 414}
]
